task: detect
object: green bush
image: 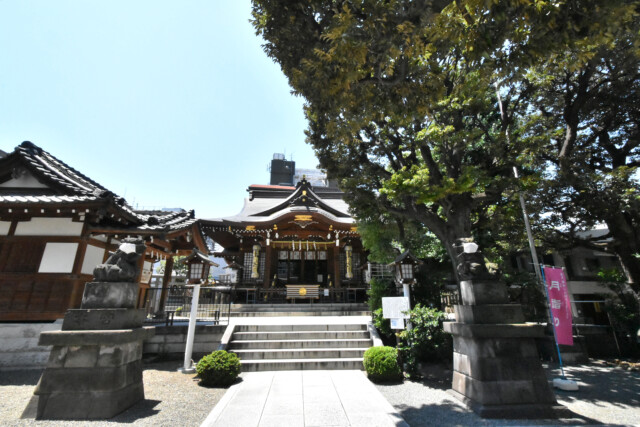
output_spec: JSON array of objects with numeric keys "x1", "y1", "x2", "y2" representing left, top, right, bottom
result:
[
  {"x1": 363, "y1": 346, "x2": 402, "y2": 383},
  {"x1": 367, "y1": 277, "x2": 396, "y2": 312},
  {"x1": 397, "y1": 304, "x2": 452, "y2": 375},
  {"x1": 196, "y1": 350, "x2": 241, "y2": 387},
  {"x1": 372, "y1": 308, "x2": 394, "y2": 342}
]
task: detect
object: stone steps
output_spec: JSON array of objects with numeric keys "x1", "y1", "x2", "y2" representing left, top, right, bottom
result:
[
  {"x1": 231, "y1": 311, "x2": 371, "y2": 317},
  {"x1": 232, "y1": 330, "x2": 370, "y2": 340},
  {"x1": 232, "y1": 348, "x2": 369, "y2": 360},
  {"x1": 230, "y1": 304, "x2": 370, "y2": 317},
  {"x1": 239, "y1": 357, "x2": 364, "y2": 371},
  {"x1": 228, "y1": 322, "x2": 372, "y2": 370},
  {"x1": 230, "y1": 338, "x2": 372, "y2": 350},
  {"x1": 234, "y1": 324, "x2": 365, "y2": 332}
]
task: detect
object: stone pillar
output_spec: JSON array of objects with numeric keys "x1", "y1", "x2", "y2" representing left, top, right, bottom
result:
[
  {"x1": 443, "y1": 245, "x2": 567, "y2": 418},
  {"x1": 29, "y1": 281, "x2": 154, "y2": 419}
]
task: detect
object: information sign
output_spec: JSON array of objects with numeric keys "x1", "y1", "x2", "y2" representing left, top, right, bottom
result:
[
  {"x1": 390, "y1": 318, "x2": 405, "y2": 329},
  {"x1": 382, "y1": 297, "x2": 410, "y2": 319}
]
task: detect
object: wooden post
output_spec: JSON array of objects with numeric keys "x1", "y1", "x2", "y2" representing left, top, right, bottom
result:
[
  {"x1": 263, "y1": 244, "x2": 272, "y2": 289},
  {"x1": 333, "y1": 246, "x2": 341, "y2": 288},
  {"x1": 158, "y1": 256, "x2": 174, "y2": 312}
]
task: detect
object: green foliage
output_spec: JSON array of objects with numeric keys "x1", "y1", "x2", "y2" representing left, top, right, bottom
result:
[
  {"x1": 252, "y1": 0, "x2": 640, "y2": 291},
  {"x1": 397, "y1": 305, "x2": 452, "y2": 374},
  {"x1": 196, "y1": 350, "x2": 241, "y2": 387},
  {"x1": 597, "y1": 269, "x2": 640, "y2": 357},
  {"x1": 372, "y1": 308, "x2": 393, "y2": 345},
  {"x1": 363, "y1": 346, "x2": 403, "y2": 383},
  {"x1": 367, "y1": 277, "x2": 396, "y2": 312},
  {"x1": 155, "y1": 256, "x2": 188, "y2": 276}
]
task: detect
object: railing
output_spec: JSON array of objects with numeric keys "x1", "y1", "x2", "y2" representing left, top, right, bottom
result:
[
  {"x1": 142, "y1": 285, "x2": 232, "y2": 325},
  {"x1": 233, "y1": 287, "x2": 369, "y2": 304}
]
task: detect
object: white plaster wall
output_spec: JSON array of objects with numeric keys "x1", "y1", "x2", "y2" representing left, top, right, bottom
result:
[
  {"x1": 81, "y1": 244, "x2": 106, "y2": 274},
  {"x1": 0, "y1": 171, "x2": 48, "y2": 188},
  {"x1": 38, "y1": 242, "x2": 78, "y2": 273},
  {"x1": 14, "y1": 217, "x2": 83, "y2": 236},
  {"x1": 0, "y1": 321, "x2": 62, "y2": 369},
  {"x1": 0, "y1": 221, "x2": 10, "y2": 235}
]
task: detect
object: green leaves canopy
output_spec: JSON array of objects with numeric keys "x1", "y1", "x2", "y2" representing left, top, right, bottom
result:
[{"x1": 252, "y1": 0, "x2": 639, "y2": 284}]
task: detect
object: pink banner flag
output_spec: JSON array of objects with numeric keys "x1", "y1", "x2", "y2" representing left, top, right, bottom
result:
[{"x1": 543, "y1": 267, "x2": 573, "y2": 346}]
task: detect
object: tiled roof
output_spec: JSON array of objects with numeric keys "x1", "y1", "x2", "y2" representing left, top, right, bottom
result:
[
  {"x1": 0, "y1": 194, "x2": 99, "y2": 203},
  {"x1": 16, "y1": 141, "x2": 111, "y2": 196},
  {"x1": 1, "y1": 142, "x2": 200, "y2": 234}
]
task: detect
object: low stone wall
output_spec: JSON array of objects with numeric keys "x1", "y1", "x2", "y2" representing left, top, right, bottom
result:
[
  {"x1": 0, "y1": 321, "x2": 62, "y2": 369},
  {"x1": 1, "y1": 322, "x2": 227, "y2": 369},
  {"x1": 143, "y1": 324, "x2": 226, "y2": 359}
]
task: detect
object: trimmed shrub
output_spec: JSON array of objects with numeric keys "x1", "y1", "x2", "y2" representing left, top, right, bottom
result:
[
  {"x1": 196, "y1": 350, "x2": 241, "y2": 387},
  {"x1": 363, "y1": 346, "x2": 402, "y2": 383}
]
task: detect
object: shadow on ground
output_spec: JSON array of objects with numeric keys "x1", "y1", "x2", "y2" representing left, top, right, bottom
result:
[
  {"x1": 0, "y1": 369, "x2": 42, "y2": 386},
  {"x1": 549, "y1": 361, "x2": 640, "y2": 409}
]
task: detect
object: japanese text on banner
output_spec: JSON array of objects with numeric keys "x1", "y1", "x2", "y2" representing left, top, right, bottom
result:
[{"x1": 543, "y1": 267, "x2": 573, "y2": 346}]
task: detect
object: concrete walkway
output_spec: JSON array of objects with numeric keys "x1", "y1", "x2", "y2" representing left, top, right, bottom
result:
[{"x1": 200, "y1": 370, "x2": 408, "y2": 427}]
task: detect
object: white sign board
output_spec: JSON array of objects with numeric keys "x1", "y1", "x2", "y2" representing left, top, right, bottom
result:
[
  {"x1": 382, "y1": 297, "x2": 410, "y2": 319},
  {"x1": 390, "y1": 318, "x2": 405, "y2": 329}
]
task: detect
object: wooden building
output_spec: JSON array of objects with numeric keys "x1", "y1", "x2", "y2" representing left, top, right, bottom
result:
[
  {"x1": 200, "y1": 178, "x2": 366, "y2": 301},
  {"x1": 0, "y1": 141, "x2": 207, "y2": 321}
]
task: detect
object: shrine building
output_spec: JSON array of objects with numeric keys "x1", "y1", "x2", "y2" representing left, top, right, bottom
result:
[
  {"x1": 0, "y1": 142, "x2": 206, "y2": 321},
  {"x1": 200, "y1": 154, "x2": 367, "y2": 302}
]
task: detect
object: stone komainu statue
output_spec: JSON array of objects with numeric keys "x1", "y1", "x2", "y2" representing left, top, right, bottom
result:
[
  {"x1": 454, "y1": 238, "x2": 493, "y2": 281},
  {"x1": 93, "y1": 238, "x2": 146, "y2": 282}
]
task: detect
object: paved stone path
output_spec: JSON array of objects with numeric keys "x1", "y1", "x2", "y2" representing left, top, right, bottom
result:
[{"x1": 200, "y1": 370, "x2": 408, "y2": 427}]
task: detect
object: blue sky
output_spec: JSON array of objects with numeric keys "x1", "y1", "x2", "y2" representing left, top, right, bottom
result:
[{"x1": 0, "y1": 1, "x2": 317, "y2": 218}]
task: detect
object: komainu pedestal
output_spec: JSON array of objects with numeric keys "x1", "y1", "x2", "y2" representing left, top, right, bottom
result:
[
  {"x1": 444, "y1": 279, "x2": 566, "y2": 418},
  {"x1": 28, "y1": 280, "x2": 154, "y2": 419}
]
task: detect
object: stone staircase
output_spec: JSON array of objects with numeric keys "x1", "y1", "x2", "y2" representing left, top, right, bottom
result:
[
  {"x1": 228, "y1": 323, "x2": 373, "y2": 371},
  {"x1": 230, "y1": 303, "x2": 370, "y2": 317}
]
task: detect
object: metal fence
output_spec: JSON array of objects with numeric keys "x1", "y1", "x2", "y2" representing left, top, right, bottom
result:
[
  {"x1": 233, "y1": 287, "x2": 369, "y2": 304},
  {"x1": 142, "y1": 284, "x2": 232, "y2": 325}
]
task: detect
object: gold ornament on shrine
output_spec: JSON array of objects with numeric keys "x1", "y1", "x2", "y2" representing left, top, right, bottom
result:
[{"x1": 251, "y1": 244, "x2": 260, "y2": 279}]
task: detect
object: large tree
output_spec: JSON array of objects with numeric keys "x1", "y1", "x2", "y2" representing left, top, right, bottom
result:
[
  {"x1": 527, "y1": 35, "x2": 640, "y2": 292},
  {"x1": 252, "y1": 1, "x2": 525, "y2": 277},
  {"x1": 251, "y1": 0, "x2": 638, "y2": 283}
]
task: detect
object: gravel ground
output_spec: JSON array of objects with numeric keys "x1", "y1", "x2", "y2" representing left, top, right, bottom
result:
[
  {"x1": 2, "y1": 359, "x2": 638, "y2": 426},
  {"x1": 376, "y1": 360, "x2": 640, "y2": 426},
  {"x1": 0, "y1": 360, "x2": 227, "y2": 427}
]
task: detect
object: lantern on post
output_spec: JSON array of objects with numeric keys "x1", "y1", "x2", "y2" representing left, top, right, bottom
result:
[
  {"x1": 182, "y1": 249, "x2": 219, "y2": 285},
  {"x1": 390, "y1": 250, "x2": 422, "y2": 299}
]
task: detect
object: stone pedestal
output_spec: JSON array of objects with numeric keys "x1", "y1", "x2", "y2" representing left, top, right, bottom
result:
[
  {"x1": 27, "y1": 281, "x2": 154, "y2": 420},
  {"x1": 443, "y1": 280, "x2": 567, "y2": 418}
]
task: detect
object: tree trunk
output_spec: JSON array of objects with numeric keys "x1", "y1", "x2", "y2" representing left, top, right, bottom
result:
[{"x1": 606, "y1": 214, "x2": 640, "y2": 294}]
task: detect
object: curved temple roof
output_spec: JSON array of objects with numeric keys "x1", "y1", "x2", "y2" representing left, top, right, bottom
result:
[{"x1": 203, "y1": 178, "x2": 354, "y2": 227}]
